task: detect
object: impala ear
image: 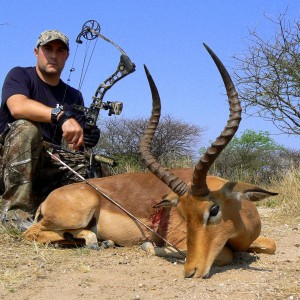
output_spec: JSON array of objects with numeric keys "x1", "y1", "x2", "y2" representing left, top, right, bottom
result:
[
  {"x1": 222, "y1": 182, "x2": 278, "y2": 202},
  {"x1": 243, "y1": 189, "x2": 278, "y2": 202},
  {"x1": 153, "y1": 194, "x2": 179, "y2": 208}
]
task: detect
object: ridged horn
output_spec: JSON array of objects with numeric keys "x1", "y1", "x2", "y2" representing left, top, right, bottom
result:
[
  {"x1": 139, "y1": 65, "x2": 188, "y2": 196},
  {"x1": 191, "y1": 43, "x2": 242, "y2": 196}
]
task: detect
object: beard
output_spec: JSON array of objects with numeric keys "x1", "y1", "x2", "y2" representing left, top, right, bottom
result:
[{"x1": 37, "y1": 63, "x2": 64, "y2": 84}]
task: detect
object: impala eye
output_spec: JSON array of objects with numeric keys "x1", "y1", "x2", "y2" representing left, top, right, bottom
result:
[{"x1": 209, "y1": 205, "x2": 220, "y2": 217}]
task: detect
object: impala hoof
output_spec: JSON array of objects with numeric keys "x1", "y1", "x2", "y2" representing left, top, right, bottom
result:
[
  {"x1": 141, "y1": 242, "x2": 155, "y2": 255},
  {"x1": 184, "y1": 267, "x2": 211, "y2": 279},
  {"x1": 100, "y1": 240, "x2": 115, "y2": 249}
]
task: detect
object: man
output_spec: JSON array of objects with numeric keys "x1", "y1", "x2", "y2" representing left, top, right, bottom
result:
[{"x1": 0, "y1": 30, "x2": 100, "y2": 230}]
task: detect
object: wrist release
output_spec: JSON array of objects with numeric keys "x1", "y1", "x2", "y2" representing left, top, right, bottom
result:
[{"x1": 57, "y1": 110, "x2": 75, "y2": 128}]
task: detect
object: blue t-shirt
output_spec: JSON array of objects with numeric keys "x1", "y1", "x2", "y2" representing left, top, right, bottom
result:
[{"x1": 0, "y1": 66, "x2": 85, "y2": 145}]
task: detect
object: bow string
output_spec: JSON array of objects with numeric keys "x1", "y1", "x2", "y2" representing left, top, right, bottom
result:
[{"x1": 72, "y1": 19, "x2": 136, "y2": 128}]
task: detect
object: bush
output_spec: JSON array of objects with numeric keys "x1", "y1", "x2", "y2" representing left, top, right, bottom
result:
[
  {"x1": 97, "y1": 115, "x2": 203, "y2": 173},
  {"x1": 206, "y1": 130, "x2": 298, "y2": 185}
]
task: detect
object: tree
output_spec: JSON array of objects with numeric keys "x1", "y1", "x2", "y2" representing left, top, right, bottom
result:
[
  {"x1": 96, "y1": 115, "x2": 203, "y2": 170},
  {"x1": 207, "y1": 130, "x2": 290, "y2": 184},
  {"x1": 233, "y1": 12, "x2": 300, "y2": 135}
]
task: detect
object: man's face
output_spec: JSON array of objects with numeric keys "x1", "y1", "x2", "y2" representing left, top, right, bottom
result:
[{"x1": 34, "y1": 40, "x2": 69, "y2": 77}]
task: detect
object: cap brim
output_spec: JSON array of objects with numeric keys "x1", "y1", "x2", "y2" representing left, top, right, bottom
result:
[{"x1": 38, "y1": 38, "x2": 69, "y2": 49}]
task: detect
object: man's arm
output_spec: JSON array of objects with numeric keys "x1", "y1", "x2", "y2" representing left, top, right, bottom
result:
[
  {"x1": 6, "y1": 95, "x2": 84, "y2": 148},
  {"x1": 7, "y1": 94, "x2": 52, "y2": 122}
]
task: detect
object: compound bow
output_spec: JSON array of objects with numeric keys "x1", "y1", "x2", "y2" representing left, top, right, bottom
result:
[
  {"x1": 72, "y1": 20, "x2": 136, "y2": 177},
  {"x1": 73, "y1": 19, "x2": 136, "y2": 127}
]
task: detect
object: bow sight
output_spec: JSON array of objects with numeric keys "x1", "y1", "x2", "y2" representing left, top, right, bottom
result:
[{"x1": 72, "y1": 20, "x2": 136, "y2": 128}]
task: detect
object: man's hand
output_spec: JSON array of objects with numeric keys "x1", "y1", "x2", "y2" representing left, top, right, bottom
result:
[
  {"x1": 84, "y1": 127, "x2": 100, "y2": 148},
  {"x1": 61, "y1": 118, "x2": 84, "y2": 149}
]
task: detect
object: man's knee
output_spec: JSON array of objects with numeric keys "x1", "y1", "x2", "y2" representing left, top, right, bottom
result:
[
  {"x1": 2, "y1": 119, "x2": 44, "y2": 173},
  {"x1": 6, "y1": 119, "x2": 42, "y2": 144}
]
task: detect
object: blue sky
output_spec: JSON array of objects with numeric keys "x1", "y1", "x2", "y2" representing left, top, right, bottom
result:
[{"x1": 0, "y1": 0, "x2": 299, "y2": 150}]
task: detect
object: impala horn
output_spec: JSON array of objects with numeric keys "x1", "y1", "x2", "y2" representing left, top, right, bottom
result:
[
  {"x1": 139, "y1": 44, "x2": 241, "y2": 198},
  {"x1": 139, "y1": 65, "x2": 189, "y2": 196},
  {"x1": 191, "y1": 44, "x2": 242, "y2": 196}
]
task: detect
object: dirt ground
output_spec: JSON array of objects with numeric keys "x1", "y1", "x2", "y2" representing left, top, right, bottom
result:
[{"x1": 0, "y1": 207, "x2": 299, "y2": 300}]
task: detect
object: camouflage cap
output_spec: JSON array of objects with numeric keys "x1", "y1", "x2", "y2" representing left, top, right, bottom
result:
[{"x1": 36, "y1": 30, "x2": 69, "y2": 50}]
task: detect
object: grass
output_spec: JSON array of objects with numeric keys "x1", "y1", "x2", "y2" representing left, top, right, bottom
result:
[
  {"x1": 108, "y1": 155, "x2": 195, "y2": 175},
  {"x1": 0, "y1": 226, "x2": 97, "y2": 292},
  {"x1": 262, "y1": 166, "x2": 300, "y2": 220}
]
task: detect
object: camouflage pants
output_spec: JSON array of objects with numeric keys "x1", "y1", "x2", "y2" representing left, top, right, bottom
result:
[{"x1": 0, "y1": 120, "x2": 88, "y2": 218}]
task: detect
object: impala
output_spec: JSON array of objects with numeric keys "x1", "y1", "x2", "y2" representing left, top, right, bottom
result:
[{"x1": 23, "y1": 44, "x2": 277, "y2": 278}]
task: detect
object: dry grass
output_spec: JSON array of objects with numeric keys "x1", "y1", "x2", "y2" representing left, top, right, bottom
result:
[
  {"x1": 110, "y1": 155, "x2": 194, "y2": 175},
  {"x1": 0, "y1": 225, "x2": 94, "y2": 289},
  {"x1": 260, "y1": 166, "x2": 300, "y2": 222}
]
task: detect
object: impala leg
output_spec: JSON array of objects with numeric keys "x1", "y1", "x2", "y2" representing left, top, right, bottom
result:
[
  {"x1": 141, "y1": 242, "x2": 186, "y2": 259},
  {"x1": 66, "y1": 229, "x2": 99, "y2": 250},
  {"x1": 23, "y1": 223, "x2": 69, "y2": 243},
  {"x1": 23, "y1": 223, "x2": 99, "y2": 249},
  {"x1": 247, "y1": 236, "x2": 276, "y2": 254},
  {"x1": 213, "y1": 246, "x2": 233, "y2": 266},
  {"x1": 142, "y1": 242, "x2": 234, "y2": 266}
]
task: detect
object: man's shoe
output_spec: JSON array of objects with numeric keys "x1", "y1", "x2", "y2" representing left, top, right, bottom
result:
[{"x1": 1, "y1": 209, "x2": 33, "y2": 232}]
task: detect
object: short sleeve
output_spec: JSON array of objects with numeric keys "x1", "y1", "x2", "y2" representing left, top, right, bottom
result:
[{"x1": 1, "y1": 67, "x2": 31, "y2": 104}]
